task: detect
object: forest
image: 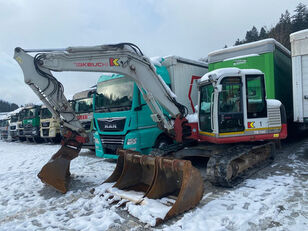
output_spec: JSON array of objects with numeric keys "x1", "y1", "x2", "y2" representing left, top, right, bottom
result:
[
  {"x1": 234, "y1": 3, "x2": 308, "y2": 50},
  {"x1": 0, "y1": 100, "x2": 18, "y2": 113}
]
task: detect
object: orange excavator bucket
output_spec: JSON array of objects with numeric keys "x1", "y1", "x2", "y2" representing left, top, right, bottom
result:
[
  {"x1": 104, "y1": 149, "x2": 156, "y2": 193},
  {"x1": 104, "y1": 149, "x2": 204, "y2": 225},
  {"x1": 38, "y1": 131, "x2": 83, "y2": 193}
]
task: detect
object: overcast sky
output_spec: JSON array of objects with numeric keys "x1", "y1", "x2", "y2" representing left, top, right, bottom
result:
[{"x1": 0, "y1": 0, "x2": 306, "y2": 106}]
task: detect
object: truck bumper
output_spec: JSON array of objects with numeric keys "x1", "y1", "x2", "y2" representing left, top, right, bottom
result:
[
  {"x1": 95, "y1": 128, "x2": 160, "y2": 159},
  {"x1": 24, "y1": 127, "x2": 40, "y2": 138}
]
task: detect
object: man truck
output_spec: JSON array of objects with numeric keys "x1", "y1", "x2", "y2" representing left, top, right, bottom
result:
[
  {"x1": 8, "y1": 108, "x2": 22, "y2": 141},
  {"x1": 72, "y1": 89, "x2": 95, "y2": 150},
  {"x1": 23, "y1": 104, "x2": 42, "y2": 143},
  {"x1": 40, "y1": 105, "x2": 61, "y2": 143},
  {"x1": 93, "y1": 56, "x2": 208, "y2": 159},
  {"x1": 17, "y1": 108, "x2": 26, "y2": 141}
]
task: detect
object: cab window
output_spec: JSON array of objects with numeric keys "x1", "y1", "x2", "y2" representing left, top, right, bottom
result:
[{"x1": 246, "y1": 75, "x2": 267, "y2": 118}]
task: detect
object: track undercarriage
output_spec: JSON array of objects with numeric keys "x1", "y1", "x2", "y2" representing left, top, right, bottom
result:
[{"x1": 173, "y1": 142, "x2": 276, "y2": 187}]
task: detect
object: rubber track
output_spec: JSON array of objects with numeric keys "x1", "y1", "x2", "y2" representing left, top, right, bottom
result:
[{"x1": 206, "y1": 143, "x2": 275, "y2": 187}]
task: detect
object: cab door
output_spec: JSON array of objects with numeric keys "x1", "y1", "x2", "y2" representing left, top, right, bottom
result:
[{"x1": 218, "y1": 77, "x2": 244, "y2": 133}]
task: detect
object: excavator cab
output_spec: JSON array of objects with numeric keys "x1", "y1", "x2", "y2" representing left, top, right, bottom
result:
[{"x1": 198, "y1": 68, "x2": 286, "y2": 143}]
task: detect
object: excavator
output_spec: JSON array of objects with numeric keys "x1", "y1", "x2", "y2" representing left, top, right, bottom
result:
[{"x1": 14, "y1": 43, "x2": 287, "y2": 224}]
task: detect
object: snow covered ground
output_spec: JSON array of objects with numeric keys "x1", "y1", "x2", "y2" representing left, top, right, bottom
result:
[{"x1": 0, "y1": 139, "x2": 307, "y2": 230}]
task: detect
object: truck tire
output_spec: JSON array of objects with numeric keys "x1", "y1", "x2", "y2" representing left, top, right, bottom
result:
[
  {"x1": 26, "y1": 137, "x2": 34, "y2": 143},
  {"x1": 154, "y1": 135, "x2": 173, "y2": 149},
  {"x1": 34, "y1": 137, "x2": 43, "y2": 143}
]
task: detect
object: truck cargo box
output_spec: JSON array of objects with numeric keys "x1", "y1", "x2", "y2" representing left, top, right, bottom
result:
[
  {"x1": 290, "y1": 29, "x2": 308, "y2": 123},
  {"x1": 162, "y1": 56, "x2": 208, "y2": 114},
  {"x1": 208, "y1": 39, "x2": 293, "y2": 120}
]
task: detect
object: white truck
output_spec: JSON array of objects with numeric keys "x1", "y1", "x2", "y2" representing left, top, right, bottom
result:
[
  {"x1": 8, "y1": 108, "x2": 23, "y2": 141},
  {"x1": 72, "y1": 89, "x2": 95, "y2": 150},
  {"x1": 0, "y1": 115, "x2": 9, "y2": 141},
  {"x1": 40, "y1": 105, "x2": 61, "y2": 142},
  {"x1": 290, "y1": 29, "x2": 308, "y2": 123}
]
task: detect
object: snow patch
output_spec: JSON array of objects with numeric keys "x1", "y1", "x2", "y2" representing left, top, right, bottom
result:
[
  {"x1": 150, "y1": 56, "x2": 163, "y2": 66},
  {"x1": 186, "y1": 113, "x2": 198, "y2": 123}
]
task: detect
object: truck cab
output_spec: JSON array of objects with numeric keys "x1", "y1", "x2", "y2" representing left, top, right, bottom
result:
[
  {"x1": 0, "y1": 118, "x2": 9, "y2": 140},
  {"x1": 40, "y1": 105, "x2": 61, "y2": 143},
  {"x1": 9, "y1": 113, "x2": 19, "y2": 141},
  {"x1": 94, "y1": 56, "x2": 208, "y2": 159},
  {"x1": 72, "y1": 89, "x2": 95, "y2": 150},
  {"x1": 17, "y1": 109, "x2": 26, "y2": 141},
  {"x1": 93, "y1": 73, "x2": 172, "y2": 159},
  {"x1": 23, "y1": 105, "x2": 42, "y2": 143}
]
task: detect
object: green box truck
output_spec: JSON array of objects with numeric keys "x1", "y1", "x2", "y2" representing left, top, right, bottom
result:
[{"x1": 208, "y1": 39, "x2": 293, "y2": 121}]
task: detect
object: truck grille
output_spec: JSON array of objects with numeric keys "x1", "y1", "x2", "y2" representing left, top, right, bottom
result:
[
  {"x1": 97, "y1": 118, "x2": 126, "y2": 132},
  {"x1": 41, "y1": 122, "x2": 50, "y2": 127},
  {"x1": 42, "y1": 129, "x2": 49, "y2": 137},
  {"x1": 10, "y1": 126, "x2": 16, "y2": 130},
  {"x1": 24, "y1": 123, "x2": 33, "y2": 129},
  {"x1": 100, "y1": 135, "x2": 124, "y2": 154}
]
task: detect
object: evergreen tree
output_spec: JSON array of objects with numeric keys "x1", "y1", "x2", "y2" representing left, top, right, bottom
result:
[
  {"x1": 259, "y1": 27, "x2": 268, "y2": 40},
  {"x1": 245, "y1": 26, "x2": 259, "y2": 42},
  {"x1": 234, "y1": 38, "x2": 243, "y2": 45},
  {"x1": 292, "y1": 3, "x2": 308, "y2": 32},
  {"x1": 233, "y1": 3, "x2": 308, "y2": 50},
  {"x1": 0, "y1": 100, "x2": 19, "y2": 112}
]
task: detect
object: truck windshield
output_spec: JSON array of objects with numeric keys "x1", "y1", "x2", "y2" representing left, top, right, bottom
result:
[
  {"x1": 73, "y1": 98, "x2": 93, "y2": 114},
  {"x1": 18, "y1": 111, "x2": 25, "y2": 121},
  {"x1": 1, "y1": 119, "x2": 9, "y2": 126},
  {"x1": 95, "y1": 77, "x2": 134, "y2": 112},
  {"x1": 41, "y1": 108, "x2": 52, "y2": 119},
  {"x1": 24, "y1": 108, "x2": 37, "y2": 119},
  {"x1": 10, "y1": 115, "x2": 18, "y2": 123}
]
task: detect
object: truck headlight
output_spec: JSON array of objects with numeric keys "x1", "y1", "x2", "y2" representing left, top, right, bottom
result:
[{"x1": 126, "y1": 138, "x2": 137, "y2": 145}]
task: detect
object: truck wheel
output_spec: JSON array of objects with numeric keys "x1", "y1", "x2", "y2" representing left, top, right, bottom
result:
[
  {"x1": 52, "y1": 135, "x2": 61, "y2": 144},
  {"x1": 154, "y1": 135, "x2": 172, "y2": 149},
  {"x1": 26, "y1": 137, "x2": 33, "y2": 143},
  {"x1": 34, "y1": 137, "x2": 43, "y2": 143},
  {"x1": 19, "y1": 137, "x2": 26, "y2": 142}
]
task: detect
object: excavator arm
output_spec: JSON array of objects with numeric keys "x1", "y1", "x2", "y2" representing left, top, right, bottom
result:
[{"x1": 14, "y1": 44, "x2": 187, "y2": 135}]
